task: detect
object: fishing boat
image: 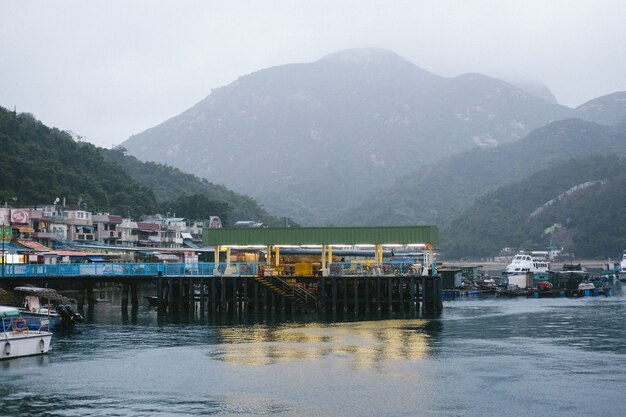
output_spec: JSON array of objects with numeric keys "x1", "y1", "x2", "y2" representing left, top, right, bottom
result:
[
  {"x1": 14, "y1": 286, "x2": 83, "y2": 330},
  {"x1": 1, "y1": 306, "x2": 53, "y2": 360}
]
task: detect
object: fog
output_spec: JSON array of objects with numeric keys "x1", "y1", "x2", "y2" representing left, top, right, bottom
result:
[{"x1": 1, "y1": 0, "x2": 625, "y2": 147}]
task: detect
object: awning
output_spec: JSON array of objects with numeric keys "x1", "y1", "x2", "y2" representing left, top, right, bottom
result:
[
  {"x1": 153, "y1": 253, "x2": 180, "y2": 261},
  {"x1": 183, "y1": 239, "x2": 202, "y2": 249},
  {"x1": 18, "y1": 240, "x2": 52, "y2": 251},
  {"x1": 86, "y1": 256, "x2": 108, "y2": 262},
  {"x1": 53, "y1": 251, "x2": 91, "y2": 257},
  {"x1": 1, "y1": 242, "x2": 31, "y2": 251},
  {"x1": 181, "y1": 232, "x2": 193, "y2": 239}
]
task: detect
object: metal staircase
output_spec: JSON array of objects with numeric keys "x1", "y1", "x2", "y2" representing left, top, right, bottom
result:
[{"x1": 254, "y1": 275, "x2": 317, "y2": 312}]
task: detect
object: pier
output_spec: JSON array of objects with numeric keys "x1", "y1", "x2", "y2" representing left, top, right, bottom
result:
[
  {"x1": 0, "y1": 261, "x2": 443, "y2": 315},
  {"x1": 0, "y1": 226, "x2": 444, "y2": 315}
]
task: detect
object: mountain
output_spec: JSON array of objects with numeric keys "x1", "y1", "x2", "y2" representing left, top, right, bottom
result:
[
  {"x1": 442, "y1": 155, "x2": 626, "y2": 259},
  {"x1": 506, "y1": 79, "x2": 559, "y2": 104},
  {"x1": 122, "y1": 48, "x2": 571, "y2": 225},
  {"x1": 0, "y1": 106, "x2": 281, "y2": 225},
  {"x1": 574, "y1": 91, "x2": 626, "y2": 126},
  {"x1": 339, "y1": 117, "x2": 626, "y2": 226},
  {"x1": 101, "y1": 148, "x2": 287, "y2": 226},
  {"x1": 0, "y1": 107, "x2": 157, "y2": 217}
]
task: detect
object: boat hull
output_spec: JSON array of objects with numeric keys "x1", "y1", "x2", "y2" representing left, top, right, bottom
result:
[
  {"x1": 1, "y1": 331, "x2": 52, "y2": 360},
  {"x1": 20, "y1": 311, "x2": 62, "y2": 331}
]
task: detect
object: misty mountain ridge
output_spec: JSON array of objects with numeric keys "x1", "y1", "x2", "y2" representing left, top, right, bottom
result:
[
  {"x1": 340, "y1": 117, "x2": 626, "y2": 227},
  {"x1": 122, "y1": 47, "x2": 571, "y2": 225},
  {"x1": 574, "y1": 91, "x2": 626, "y2": 126}
]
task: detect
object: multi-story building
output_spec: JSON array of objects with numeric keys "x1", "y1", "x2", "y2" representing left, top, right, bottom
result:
[
  {"x1": 62, "y1": 209, "x2": 94, "y2": 242},
  {"x1": 140, "y1": 215, "x2": 186, "y2": 248},
  {"x1": 118, "y1": 218, "x2": 139, "y2": 246},
  {"x1": 92, "y1": 214, "x2": 123, "y2": 245}
]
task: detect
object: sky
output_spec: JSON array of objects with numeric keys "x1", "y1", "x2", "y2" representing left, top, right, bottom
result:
[{"x1": 1, "y1": 0, "x2": 625, "y2": 148}]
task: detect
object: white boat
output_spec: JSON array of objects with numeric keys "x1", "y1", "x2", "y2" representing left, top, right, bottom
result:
[
  {"x1": 1, "y1": 306, "x2": 53, "y2": 360},
  {"x1": 505, "y1": 252, "x2": 551, "y2": 274},
  {"x1": 620, "y1": 251, "x2": 626, "y2": 281}
]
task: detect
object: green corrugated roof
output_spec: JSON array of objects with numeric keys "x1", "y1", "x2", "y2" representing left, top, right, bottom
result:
[{"x1": 203, "y1": 226, "x2": 438, "y2": 246}]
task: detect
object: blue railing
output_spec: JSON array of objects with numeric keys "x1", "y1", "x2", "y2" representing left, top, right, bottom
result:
[{"x1": 0, "y1": 261, "x2": 422, "y2": 278}]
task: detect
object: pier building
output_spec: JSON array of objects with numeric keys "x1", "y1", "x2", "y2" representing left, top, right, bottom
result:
[{"x1": 1, "y1": 226, "x2": 443, "y2": 316}]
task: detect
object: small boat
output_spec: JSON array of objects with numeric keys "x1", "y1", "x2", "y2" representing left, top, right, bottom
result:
[
  {"x1": 1, "y1": 306, "x2": 53, "y2": 360},
  {"x1": 620, "y1": 251, "x2": 626, "y2": 281},
  {"x1": 475, "y1": 277, "x2": 498, "y2": 291},
  {"x1": 14, "y1": 286, "x2": 83, "y2": 330}
]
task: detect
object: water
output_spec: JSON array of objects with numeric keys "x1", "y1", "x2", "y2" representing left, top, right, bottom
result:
[{"x1": 1, "y1": 285, "x2": 625, "y2": 417}]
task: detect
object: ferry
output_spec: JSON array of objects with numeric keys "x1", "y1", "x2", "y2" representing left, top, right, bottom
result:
[{"x1": 505, "y1": 252, "x2": 551, "y2": 274}]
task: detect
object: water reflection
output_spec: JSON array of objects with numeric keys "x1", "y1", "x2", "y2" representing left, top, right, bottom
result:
[{"x1": 209, "y1": 319, "x2": 435, "y2": 369}]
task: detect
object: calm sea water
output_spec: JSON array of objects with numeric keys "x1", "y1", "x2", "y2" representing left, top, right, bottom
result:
[{"x1": 1, "y1": 284, "x2": 625, "y2": 417}]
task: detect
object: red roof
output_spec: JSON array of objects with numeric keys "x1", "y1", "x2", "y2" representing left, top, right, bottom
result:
[
  {"x1": 137, "y1": 222, "x2": 161, "y2": 232},
  {"x1": 108, "y1": 215, "x2": 123, "y2": 224}
]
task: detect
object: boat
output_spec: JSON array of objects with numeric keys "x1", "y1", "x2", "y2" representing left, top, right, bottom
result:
[
  {"x1": 620, "y1": 251, "x2": 626, "y2": 281},
  {"x1": 14, "y1": 286, "x2": 83, "y2": 330},
  {"x1": 475, "y1": 277, "x2": 498, "y2": 291},
  {"x1": 1, "y1": 306, "x2": 53, "y2": 360},
  {"x1": 505, "y1": 252, "x2": 551, "y2": 274}
]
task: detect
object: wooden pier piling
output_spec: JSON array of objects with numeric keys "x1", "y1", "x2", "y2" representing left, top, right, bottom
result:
[{"x1": 145, "y1": 273, "x2": 441, "y2": 317}]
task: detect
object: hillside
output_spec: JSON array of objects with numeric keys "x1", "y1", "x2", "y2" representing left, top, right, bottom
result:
[
  {"x1": 574, "y1": 91, "x2": 626, "y2": 125},
  {"x1": 442, "y1": 155, "x2": 626, "y2": 259},
  {"x1": 122, "y1": 47, "x2": 571, "y2": 225},
  {"x1": 102, "y1": 148, "x2": 287, "y2": 226},
  {"x1": 0, "y1": 107, "x2": 157, "y2": 217},
  {"x1": 341, "y1": 117, "x2": 626, "y2": 227},
  {"x1": 0, "y1": 106, "x2": 282, "y2": 225}
]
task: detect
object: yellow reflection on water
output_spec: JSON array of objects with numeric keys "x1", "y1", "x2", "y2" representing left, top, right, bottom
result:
[{"x1": 210, "y1": 320, "x2": 433, "y2": 369}]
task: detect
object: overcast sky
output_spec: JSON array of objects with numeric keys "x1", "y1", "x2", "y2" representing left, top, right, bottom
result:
[{"x1": 1, "y1": 0, "x2": 625, "y2": 148}]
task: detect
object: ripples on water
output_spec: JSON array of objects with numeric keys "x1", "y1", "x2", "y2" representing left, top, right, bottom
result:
[{"x1": 1, "y1": 285, "x2": 625, "y2": 416}]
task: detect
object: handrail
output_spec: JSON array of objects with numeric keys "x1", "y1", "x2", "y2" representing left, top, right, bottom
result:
[
  {"x1": 0, "y1": 261, "x2": 423, "y2": 279},
  {"x1": 265, "y1": 276, "x2": 317, "y2": 307}
]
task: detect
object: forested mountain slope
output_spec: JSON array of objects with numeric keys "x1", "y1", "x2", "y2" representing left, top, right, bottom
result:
[
  {"x1": 442, "y1": 155, "x2": 626, "y2": 258},
  {"x1": 341, "y1": 118, "x2": 626, "y2": 226},
  {"x1": 0, "y1": 106, "x2": 282, "y2": 225}
]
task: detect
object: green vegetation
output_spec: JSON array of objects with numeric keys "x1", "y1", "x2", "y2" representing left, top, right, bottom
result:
[
  {"x1": 0, "y1": 108, "x2": 156, "y2": 218},
  {"x1": 341, "y1": 119, "x2": 626, "y2": 227},
  {"x1": 0, "y1": 106, "x2": 286, "y2": 225},
  {"x1": 102, "y1": 147, "x2": 288, "y2": 226},
  {"x1": 443, "y1": 155, "x2": 626, "y2": 258}
]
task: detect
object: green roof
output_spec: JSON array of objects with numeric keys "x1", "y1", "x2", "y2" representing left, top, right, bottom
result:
[{"x1": 203, "y1": 226, "x2": 438, "y2": 246}]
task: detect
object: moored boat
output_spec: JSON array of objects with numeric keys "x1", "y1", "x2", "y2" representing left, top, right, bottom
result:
[
  {"x1": 620, "y1": 251, "x2": 626, "y2": 281},
  {"x1": 1, "y1": 306, "x2": 53, "y2": 360},
  {"x1": 505, "y1": 252, "x2": 551, "y2": 274},
  {"x1": 14, "y1": 286, "x2": 83, "y2": 331}
]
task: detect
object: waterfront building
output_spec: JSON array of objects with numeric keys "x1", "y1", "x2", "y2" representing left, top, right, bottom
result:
[{"x1": 92, "y1": 214, "x2": 123, "y2": 245}]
